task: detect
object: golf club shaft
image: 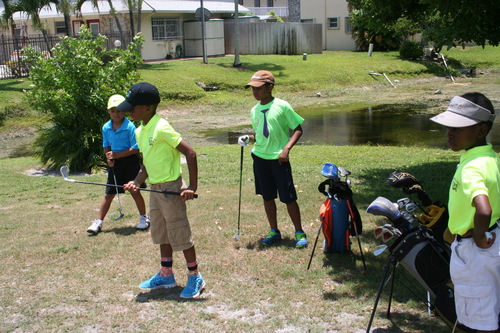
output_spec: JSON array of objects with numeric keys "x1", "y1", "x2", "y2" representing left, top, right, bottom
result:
[
  {"x1": 64, "y1": 178, "x2": 197, "y2": 198},
  {"x1": 237, "y1": 146, "x2": 244, "y2": 234},
  {"x1": 111, "y1": 166, "x2": 124, "y2": 213}
]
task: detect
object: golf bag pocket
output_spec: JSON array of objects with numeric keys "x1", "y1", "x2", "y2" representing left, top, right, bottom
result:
[
  {"x1": 320, "y1": 198, "x2": 351, "y2": 252},
  {"x1": 389, "y1": 226, "x2": 451, "y2": 298}
]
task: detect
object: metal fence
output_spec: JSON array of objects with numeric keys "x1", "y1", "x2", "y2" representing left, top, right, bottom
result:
[{"x1": 0, "y1": 32, "x2": 131, "y2": 80}]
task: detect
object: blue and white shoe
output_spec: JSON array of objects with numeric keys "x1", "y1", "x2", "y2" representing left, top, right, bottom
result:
[
  {"x1": 180, "y1": 273, "x2": 206, "y2": 299},
  {"x1": 295, "y1": 231, "x2": 308, "y2": 248},
  {"x1": 139, "y1": 273, "x2": 177, "y2": 290}
]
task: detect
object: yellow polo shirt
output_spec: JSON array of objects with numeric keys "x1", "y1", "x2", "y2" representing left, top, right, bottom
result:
[
  {"x1": 448, "y1": 144, "x2": 500, "y2": 235},
  {"x1": 135, "y1": 114, "x2": 182, "y2": 184}
]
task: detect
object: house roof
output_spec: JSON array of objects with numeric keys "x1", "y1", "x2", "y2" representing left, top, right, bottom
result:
[{"x1": 8, "y1": 0, "x2": 250, "y2": 20}]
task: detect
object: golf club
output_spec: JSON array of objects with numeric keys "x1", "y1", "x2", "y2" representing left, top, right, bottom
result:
[
  {"x1": 60, "y1": 166, "x2": 198, "y2": 198},
  {"x1": 307, "y1": 221, "x2": 323, "y2": 270},
  {"x1": 234, "y1": 145, "x2": 244, "y2": 241},
  {"x1": 373, "y1": 244, "x2": 388, "y2": 256},
  {"x1": 111, "y1": 166, "x2": 125, "y2": 220}
]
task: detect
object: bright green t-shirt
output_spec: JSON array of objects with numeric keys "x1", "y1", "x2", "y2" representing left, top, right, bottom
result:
[
  {"x1": 135, "y1": 114, "x2": 182, "y2": 184},
  {"x1": 448, "y1": 144, "x2": 500, "y2": 235},
  {"x1": 250, "y1": 97, "x2": 304, "y2": 160}
]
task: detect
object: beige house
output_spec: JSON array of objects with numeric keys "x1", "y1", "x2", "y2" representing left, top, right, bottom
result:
[
  {"x1": 2, "y1": 0, "x2": 251, "y2": 61},
  {"x1": 240, "y1": 0, "x2": 356, "y2": 50}
]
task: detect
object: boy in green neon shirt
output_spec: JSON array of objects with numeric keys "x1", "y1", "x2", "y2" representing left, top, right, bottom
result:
[
  {"x1": 120, "y1": 82, "x2": 204, "y2": 299},
  {"x1": 430, "y1": 92, "x2": 500, "y2": 332},
  {"x1": 238, "y1": 70, "x2": 308, "y2": 248}
]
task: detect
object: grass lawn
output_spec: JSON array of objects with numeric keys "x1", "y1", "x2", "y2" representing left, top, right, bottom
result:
[{"x1": 1, "y1": 46, "x2": 499, "y2": 332}]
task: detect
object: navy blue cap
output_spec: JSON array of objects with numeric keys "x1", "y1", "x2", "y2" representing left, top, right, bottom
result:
[{"x1": 117, "y1": 82, "x2": 161, "y2": 112}]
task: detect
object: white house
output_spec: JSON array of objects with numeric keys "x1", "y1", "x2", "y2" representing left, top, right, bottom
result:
[{"x1": 1, "y1": 0, "x2": 251, "y2": 60}]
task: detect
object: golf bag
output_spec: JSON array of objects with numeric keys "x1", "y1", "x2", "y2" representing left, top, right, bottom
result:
[
  {"x1": 368, "y1": 171, "x2": 475, "y2": 332},
  {"x1": 318, "y1": 173, "x2": 362, "y2": 253}
]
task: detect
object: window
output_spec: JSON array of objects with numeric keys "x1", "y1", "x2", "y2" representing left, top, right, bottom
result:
[
  {"x1": 89, "y1": 22, "x2": 100, "y2": 34},
  {"x1": 328, "y1": 17, "x2": 339, "y2": 29},
  {"x1": 345, "y1": 17, "x2": 352, "y2": 33},
  {"x1": 300, "y1": 19, "x2": 314, "y2": 24},
  {"x1": 55, "y1": 21, "x2": 67, "y2": 34},
  {"x1": 267, "y1": 0, "x2": 273, "y2": 6},
  {"x1": 254, "y1": 0, "x2": 260, "y2": 7},
  {"x1": 238, "y1": 0, "x2": 243, "y2": 4},
  {"x1": 151, "y1": 17, "x2": 180, "y2": 41}
]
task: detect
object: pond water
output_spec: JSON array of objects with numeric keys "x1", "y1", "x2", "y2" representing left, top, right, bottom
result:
[{"x1": 206, "y1": 103, "x2": 500, "y2": 150}]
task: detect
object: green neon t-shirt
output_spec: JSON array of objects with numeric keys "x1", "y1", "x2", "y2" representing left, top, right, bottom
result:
[
  {"x1": 448, "y1": 144, "x2": 500, "y2": 235},
  {"x1": 250, "y1": 98, "x2": 304, "y2": 160},
  {"x1": 135, "y1": 114, "x2": 182, "y2": 184}
]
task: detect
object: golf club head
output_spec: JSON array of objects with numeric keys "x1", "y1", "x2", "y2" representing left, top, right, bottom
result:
[
  {"x1": 374, "y1": 244, "x2": 388, "y2": 256},
  {"x1": 367, "y1": 196, "x2": 401, "y2": 220},
  {"x1": 405, "y1": 202, "x2": 418, "y2": 213},
  {"x1": 321, "y1": 163, "x2": 340, "y2": 181},
  {"x1": 60, "y1": 166, "x2": 73, "y2": 181},
  {"x1": 367, "y1": 196, "x2": 413, "y2": 231},
  {"x1": 397, "y1": 197, "x2": 411, "y2": 210},
  {"x1": 338, "y1": 166, "x2": 351, "y2": 178},
  {"x1": 233, "y1": 232, "x2": 240, "y2": 241},
  {"x1": 114, "y1": 213, "x2": 124, "y2": 220}
]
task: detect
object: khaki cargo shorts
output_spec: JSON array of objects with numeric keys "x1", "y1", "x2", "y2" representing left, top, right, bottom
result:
[{"x1": 149, "y1": 177, "x2": 194, "y2": 251}]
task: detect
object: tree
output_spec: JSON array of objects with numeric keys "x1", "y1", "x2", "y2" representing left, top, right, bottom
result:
[
  {"x1": 24, "y1": 26, "x2": 144, "y2": 173},
  {"x1": 347, "y1": 0, "x2": 500, "y2": 52}
]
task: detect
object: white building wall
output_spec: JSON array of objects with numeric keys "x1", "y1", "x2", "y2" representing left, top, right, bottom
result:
[{"x1": 301, "y1": 0, "x2": 355, "y2": 50}]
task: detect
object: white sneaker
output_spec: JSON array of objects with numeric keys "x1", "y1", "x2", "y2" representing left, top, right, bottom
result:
[
  {"x1": 87, "y1": 219, "x2": 103, "y2": 235},
  {"x1": 136, "y1": 215, "x2": 150, "y2": 230}
]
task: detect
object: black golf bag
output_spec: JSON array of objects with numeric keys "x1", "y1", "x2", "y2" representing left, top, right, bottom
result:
[
  {"x1": 318, "y1": 167, "x2": 362, "y2": 253},
  {"x1": 367, "y1": 171, "x2": 476, "y2": 333}
]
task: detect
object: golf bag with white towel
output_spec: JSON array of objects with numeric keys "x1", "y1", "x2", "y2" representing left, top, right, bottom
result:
[
  {"x1": 307, "y1": 163, "x2": 366, "y2": 270},
  {"x1": 366, "y1": 171, "x2": 474, "y2": 333}
]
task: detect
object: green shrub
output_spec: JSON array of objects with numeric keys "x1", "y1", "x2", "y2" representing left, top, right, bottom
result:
[
  {"x1": 399, "y1": 41, "x2": 423, "y2": 60},
  {"x1": 24, "y1": 27, "x2": 144, "y2": 173}
]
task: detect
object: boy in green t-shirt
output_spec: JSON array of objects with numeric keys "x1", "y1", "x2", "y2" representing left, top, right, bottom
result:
[
  {"x1": 238, "y1": 70, "x2": 308, "y2": 248},
  {"x1": 120, "y1": 82, "x2": 204, "y2": 299},
  {"x1": 430, "y1": 92, "x2": 500, "y2": 332}
]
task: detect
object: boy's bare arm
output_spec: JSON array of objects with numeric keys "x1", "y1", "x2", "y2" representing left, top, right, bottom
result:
[
  {"x1": 106, "y1": 148, "x2": 140, "y2": 160},
  {"x1": 473, "y1": 194, "x2": 496, "y2": 248},
  {"x1": 176, "y1": 140, "x2": 198, "y2": 200},
  {"x1": 124, "y1": 164, "x2": 148, "y2": 193},
  {"x1": 279, "y1": 124, "x2": 303, "y2": 163}
]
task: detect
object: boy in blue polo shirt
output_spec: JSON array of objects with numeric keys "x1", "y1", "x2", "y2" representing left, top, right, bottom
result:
[
  {"x1": 238, "y1": 70, "x2": 308, "y2": 248},
  {"x1": 87, "y1": 95, "x2": 149, "y2": 235},
  {"x1": 430, "y1": 92, "x2": 500, "y2": 332}
]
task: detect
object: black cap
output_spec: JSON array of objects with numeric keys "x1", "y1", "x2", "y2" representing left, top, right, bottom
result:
[{"x1": 117, "y1": 82, "x2": 161, "y2": 112}]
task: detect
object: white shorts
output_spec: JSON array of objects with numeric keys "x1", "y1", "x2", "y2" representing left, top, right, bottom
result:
[{"x1": 450, "y1": 226, "x2": 500, "y2": 331}]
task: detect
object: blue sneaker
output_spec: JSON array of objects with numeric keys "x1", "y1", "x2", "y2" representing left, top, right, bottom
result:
[
  {"x1": 295, "y1": 231, "x2": 308, "y2": 248},
  {"x1": 139, "y1": 273, "x2": 177, "y2": 290},
  {"x1": 180, "y1": 273, "x2": 206, "y2": 299},
  {"x1": 262, "y1": 229, "x2": 282, "y2": 245}
]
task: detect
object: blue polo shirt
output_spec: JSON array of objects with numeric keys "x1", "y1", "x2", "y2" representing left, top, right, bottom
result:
[{"x1": 102, "y1": 118, "x2": 139, "y2": 152}]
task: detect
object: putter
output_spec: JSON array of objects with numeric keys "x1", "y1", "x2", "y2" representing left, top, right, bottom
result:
[
  {"x1": 60, "y1": 166, "x2": 198, "y2": 198},
  {"x1": 111, "y1": 166, "x2": 125, "y2": 220},
  {"x1": 234, "y1": 145, "x2": 244, "y2": 241}
]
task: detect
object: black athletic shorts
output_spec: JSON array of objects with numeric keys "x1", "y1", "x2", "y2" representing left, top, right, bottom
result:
[
  {"x1": 105, "y1": 154, "x2": 145, "y2": 195},
  {"x1": 252, "y1": 153, "x2": 298, "y2": 203}
]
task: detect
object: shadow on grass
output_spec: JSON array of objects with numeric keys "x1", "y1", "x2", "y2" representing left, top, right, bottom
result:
[
  {"x1": 101, "y1": 226, "x2": 146, "y2": 236},
  {"x1": 135, "y1": 287, "x2": 209, "y2": 303}
]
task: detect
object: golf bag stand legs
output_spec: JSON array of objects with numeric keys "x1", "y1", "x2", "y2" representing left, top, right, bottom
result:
[{"x1": 366, "y1": 254, "x2": 398, "y2": 333}]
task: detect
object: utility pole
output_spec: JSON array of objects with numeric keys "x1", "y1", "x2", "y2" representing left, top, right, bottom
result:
[
  {"x1": 233, "y1": 0, "x2": 241, "y2": 67},
  {"x1": 200, "y1": 0, "x2": 208, "y2": 63}
]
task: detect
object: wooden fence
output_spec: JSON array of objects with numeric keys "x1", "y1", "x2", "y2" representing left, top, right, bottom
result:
[{"x1": 224, "y1": 22, "x2": 322, "y2": 55}]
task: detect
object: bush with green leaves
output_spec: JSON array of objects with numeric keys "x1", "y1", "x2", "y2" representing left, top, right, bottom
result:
[
  {"x1": 25, "y1": 27, "x2": 143, "y2": 173},
  {"x1": 399, "y1": 41, "x2": 423, "y2": 60}
]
